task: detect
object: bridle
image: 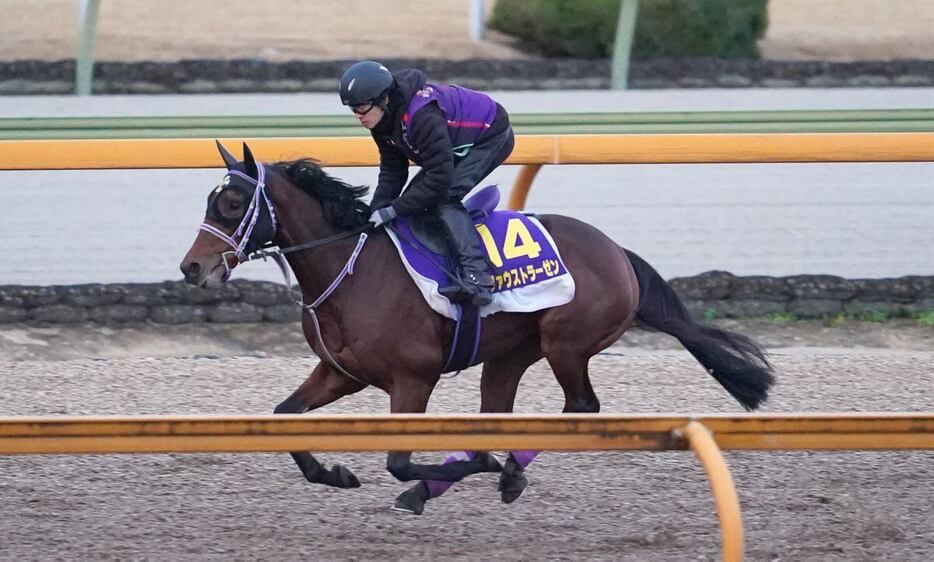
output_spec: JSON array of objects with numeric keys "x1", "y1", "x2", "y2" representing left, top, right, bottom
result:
[
  {"x1": 199, "y1": 163, "x2": 287, "y2": 281},
  {"x1": 198, "y1": 161, "x2": 370, "y2": 385}
]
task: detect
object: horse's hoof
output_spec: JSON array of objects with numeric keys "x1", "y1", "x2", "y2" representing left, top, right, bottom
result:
[
  {"x1": 499, "y1": 471, "x2": 528, "y2": 504},
  {"x1": 329, "y1": 464, "x2": 361, "y2": 488},
  {"x1": 476, "y1": 452, "x2": 504, "y2": 473},
  {"x1": 390, "y1": 482, "x2": 429, "y2": 515}
]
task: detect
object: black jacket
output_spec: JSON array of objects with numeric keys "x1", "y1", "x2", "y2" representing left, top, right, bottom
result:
[{"x1": 369, "y1": 69, "x2": 505, "y2": 216}]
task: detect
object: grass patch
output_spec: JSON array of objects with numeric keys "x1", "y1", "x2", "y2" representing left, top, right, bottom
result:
[
  {"x1": 822, "y1": 313, "x2": 847, "y2": 327},
  {"x1": 851, "y1": 309, "x2": 890, "y2": 323},
  {"x1": 765, "y1": 312, "x2": 797, "y2": 324},
  {"x1": 916, "y1": 311, "x2": 934, "y2": 327},
  {"x1": 700, "y1": 308, "x2": 933, "y2": 325}
]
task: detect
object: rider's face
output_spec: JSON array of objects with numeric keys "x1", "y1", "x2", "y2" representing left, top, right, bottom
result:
[{"x1": 353, "y1": 97, "x2": 386, "y2": 129}]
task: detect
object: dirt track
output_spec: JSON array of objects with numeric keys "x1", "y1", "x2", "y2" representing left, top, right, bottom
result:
[
  {"x1": 1, "y1": 0, "x2": 934, "y2": 62},
  {"x1": 1, "y1": 346, "x2": 932, "y2": 560},
  {"x1": 2, "y1": 318, "x2": 933, "y2": 361}
]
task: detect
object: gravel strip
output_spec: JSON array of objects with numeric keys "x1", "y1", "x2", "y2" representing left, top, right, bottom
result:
[{"x1": 1, "y1": 352, "x2": 932, "y2": 560}]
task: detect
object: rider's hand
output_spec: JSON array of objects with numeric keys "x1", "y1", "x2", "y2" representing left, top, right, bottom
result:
[{"x1": 368, "y1": 206, "x2": 397, "y2": 228}]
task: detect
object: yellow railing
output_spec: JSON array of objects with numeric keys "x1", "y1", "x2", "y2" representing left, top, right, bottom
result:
[
  {"x1": 3, "y1": 132, "x2": 934, "y2": 209},
  {"x1": 3, "y1": 413, "x2": 931, "y2": 454},
  {"x1": 2, "y1": 413, "x2": 932, "y2": 562}
]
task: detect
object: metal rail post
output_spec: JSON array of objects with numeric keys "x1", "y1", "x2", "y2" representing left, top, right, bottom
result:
[
  {"x1": 76, "y1": 0, "x2": 102, "y2": 96},
  {"x1": 469, "y1": 0, "x2": 485, "y2": 41},
  {"x1": 507, "y1": 163, "x2": 543, "y2": 210},
  {"x1": 611, "y1": 0, "x2": 639, "y2": 90},
  {"x1": 679, "y1": 421, "x2": 744, "y2": 562}
]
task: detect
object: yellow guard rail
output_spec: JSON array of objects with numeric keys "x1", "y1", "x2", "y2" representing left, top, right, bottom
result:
[
  {"x1": 3, "y1": 132, "x2": 934, "y2": 209},
  {"x1": 1, "y1": 412, "x2": 932, "y2": 562}
]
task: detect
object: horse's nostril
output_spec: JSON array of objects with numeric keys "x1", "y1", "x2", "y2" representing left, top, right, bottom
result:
[{"x1": 181, "y1": 261, "x2": 202, "y2": 283}]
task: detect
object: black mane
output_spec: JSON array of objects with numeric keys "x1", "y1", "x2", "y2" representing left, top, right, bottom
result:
[{"x1": 274, "y1": 159, "x2": 371, "y2": 230}]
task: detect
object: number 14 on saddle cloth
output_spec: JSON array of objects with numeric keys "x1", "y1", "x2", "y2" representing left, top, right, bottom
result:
[{"x1": 387, "y1": 211, "x2": 576, "y2": 319}]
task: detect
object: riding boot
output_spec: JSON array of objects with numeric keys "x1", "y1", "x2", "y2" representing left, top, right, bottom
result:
[{"x1": 436, "y1": 203, "x2": 495, "y2": 306}]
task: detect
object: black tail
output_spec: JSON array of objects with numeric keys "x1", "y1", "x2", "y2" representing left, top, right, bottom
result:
[{"x1": 624, "y1": 249, "x2": 775, "y2": 410}]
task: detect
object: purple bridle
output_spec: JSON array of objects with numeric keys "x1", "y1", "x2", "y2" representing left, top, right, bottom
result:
[
  {"x1": 199, "y1": 163, "x2": 280, "y2": 272},
  {"x1": 197, "y1": 161, "x2": 369, "y2": 385}
]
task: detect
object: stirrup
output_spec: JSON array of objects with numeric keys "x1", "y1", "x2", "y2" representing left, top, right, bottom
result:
[
  {"x1": 464, "y1": 271, "x2": 494, "y2": 289},
  {"x1": 439, "y1": 284, "x2": 474, "y2": 304},
  {"x1": 439, "y1": 281, "x2": 492, "y2": 307}
]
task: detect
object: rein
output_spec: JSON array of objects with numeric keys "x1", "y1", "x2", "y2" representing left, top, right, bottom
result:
[
  {"x1": 198, "y1": 162, "x2": 371, "y2": 385},
  {"x1": 242, "y1": 224, "x2": 371, "y2": 289}
]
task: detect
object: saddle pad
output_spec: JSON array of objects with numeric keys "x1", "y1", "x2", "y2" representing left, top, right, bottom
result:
[{"x1": 386, "y1": 211, "x2": 576, "y2": 319}]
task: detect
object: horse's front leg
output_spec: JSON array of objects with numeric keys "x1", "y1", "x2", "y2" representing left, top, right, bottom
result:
[
  {"x1": 274, "y1": 362, "x2": 367, "y2": 488},
  {"x1": 384, "y1": 377, "x2": 495, "y2": 490}
]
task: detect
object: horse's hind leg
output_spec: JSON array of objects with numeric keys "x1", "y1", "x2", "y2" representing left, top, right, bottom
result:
[
  {"x1": 385, "y1": 375, "x2": 506, "y2": 510},
  {"x1": 499, "y1": 450, "x2": 537, "y2": 504},
  {"x1": 393, "y1": 338, "x2": 543, "y2": 513},
  {"x1": 391, "y1": 450, "x2": 502, "y2": 514},
  {"x1": 484, "y1": 339, "x2": 546, "y2": 504},
  {"x1": 274, "y1": 362, "x2": 367, "y2": 488},
  {"x1": 546, "y1": 349, "x2": 601, "y2": 414},
  {"x1": 392, "y1": 450, "x2": 503, "y2": 513},
  {"x1": 498, "y1": 353, "x2": 599, "y2": 504},
  {"x1": 499, "y1": 349, "x2": 599, "y2": 501}
]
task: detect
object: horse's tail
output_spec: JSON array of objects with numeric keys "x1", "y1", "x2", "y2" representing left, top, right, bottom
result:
[{"x1": 624, "y1": 249, "x2": 775, "y2": 410}]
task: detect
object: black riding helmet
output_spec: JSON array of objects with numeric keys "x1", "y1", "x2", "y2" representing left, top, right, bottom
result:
[{"x1": 339, "y1": 61, "x2": 395, "y2": 107}]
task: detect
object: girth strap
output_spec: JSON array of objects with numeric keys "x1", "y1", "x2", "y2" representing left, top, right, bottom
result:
[{"x1": 442, "y1": 303, "x2": 482, "y2": 375}]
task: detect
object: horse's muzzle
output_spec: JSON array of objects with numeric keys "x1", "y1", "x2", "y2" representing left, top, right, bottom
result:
[
  {"x1": 180, "y1": 261, "x2": 202, "y2": 285},
  {"x1": 181, "y1": 255, "x2": 233, "y2": 288}
]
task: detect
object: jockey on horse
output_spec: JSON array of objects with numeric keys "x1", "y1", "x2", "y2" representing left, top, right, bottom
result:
[
  {"x1": 180, "y1": 65, "x2": 775, "y2": 516},
  {"x1": 339, "y1": 60, "x2": 515, "y2": 307}
]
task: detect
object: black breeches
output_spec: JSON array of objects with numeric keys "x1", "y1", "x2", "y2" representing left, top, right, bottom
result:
[
  {"x1": 405, "y1": 126, "x2": 515, "y2": 205},
  {"x1": 447, "y1": 127, "x2": 515, "y2": 200}
]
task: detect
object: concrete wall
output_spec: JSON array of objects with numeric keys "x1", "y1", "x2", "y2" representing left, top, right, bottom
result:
[
  {"x1": 2, "y1": 58, "x2": 933, "y2": 95},
  {"x1": 1, "y1": 274, "x2": 931, "y2": 325},
  {"x1": 670, "y1": 271, "x2": 934, "y2": 320}
]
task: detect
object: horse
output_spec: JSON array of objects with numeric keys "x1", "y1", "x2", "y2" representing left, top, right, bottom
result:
[{"x1": 180, "y1": 142, "x2": 775, "y2": 515}]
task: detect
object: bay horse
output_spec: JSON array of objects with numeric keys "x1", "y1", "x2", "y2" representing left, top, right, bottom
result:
[{"x1": 180, "y1": 142, "x2": 774, "y2": 514}]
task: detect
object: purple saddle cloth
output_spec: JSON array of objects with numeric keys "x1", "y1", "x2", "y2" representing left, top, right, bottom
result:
[{"x1": 387, "y1": 186, "x2": 575, "y2": 319}]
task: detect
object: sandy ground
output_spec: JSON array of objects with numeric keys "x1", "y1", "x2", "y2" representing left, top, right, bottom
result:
[
  {"x1": 0, "y1": 318, "x2": 932, "y2": 361},
  {"x1": 0, "y1": 350, "x2": 932, "y2": 560},
  {"x1": 0, "y1": 0, "x2": 933, "y2": 62},
  {"x1": 760, "y1": 0, "x2": 934, "y2": 60},
  {"x1": 1, "y1": 319, "x2": 931, "y2": 559}
]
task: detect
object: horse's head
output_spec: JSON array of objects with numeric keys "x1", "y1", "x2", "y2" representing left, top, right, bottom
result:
[
  {"x1": 180, "y1": 142, "x2": 372, "y2": 288},
  {"x1": 180, "y1": 141, "x2": 278, "y2": 288}
]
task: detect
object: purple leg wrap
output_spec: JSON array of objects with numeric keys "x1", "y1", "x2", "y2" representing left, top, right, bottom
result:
[
  {"x1": 424, "y1": 451, "x2": 476, "y2": 499},
  {"x1": 510, "y1": 450, "x2": 539, "y2": 468}
]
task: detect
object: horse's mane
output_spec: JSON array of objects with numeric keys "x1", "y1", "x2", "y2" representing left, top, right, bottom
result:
[{"x1": 274, "y1": 159, "x2": 371, "y2": 230}]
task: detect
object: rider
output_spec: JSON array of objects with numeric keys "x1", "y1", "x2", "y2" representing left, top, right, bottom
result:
[{"x1": 339, "y1": 60, "x2": 515, "y2": 307}]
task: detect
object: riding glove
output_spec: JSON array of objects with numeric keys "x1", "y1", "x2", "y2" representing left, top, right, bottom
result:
[{"x1": 369, "y1": 206, "x2": 397, "y2": 228}]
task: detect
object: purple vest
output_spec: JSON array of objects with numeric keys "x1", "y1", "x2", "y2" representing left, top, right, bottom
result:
[{"x1": 402, "y1": 83, "x2": 498, "y2": 159}]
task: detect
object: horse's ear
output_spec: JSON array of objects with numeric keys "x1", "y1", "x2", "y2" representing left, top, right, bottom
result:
[
  {"x1": 242, "y1": 142, "x2": 259, "y2": 178},
  {"x1": 215, "y1": 140, "x2": 238, "y2": 170}
]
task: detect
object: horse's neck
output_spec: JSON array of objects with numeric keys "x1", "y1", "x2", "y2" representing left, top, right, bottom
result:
[
  {"x1": 286, "y1": 238, "x2": 362, "y2": 306},
  {"x1": 272, "y1": 186, "x2": 359, "y2": 306}
]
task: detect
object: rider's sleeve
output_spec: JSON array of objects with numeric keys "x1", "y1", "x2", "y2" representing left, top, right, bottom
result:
[
  {"x1": 370, "y1": 136, "x2": 409, "y2": 210},
  {"x1": 390, "y1": 103, "x2": 454, "y2": 216}
]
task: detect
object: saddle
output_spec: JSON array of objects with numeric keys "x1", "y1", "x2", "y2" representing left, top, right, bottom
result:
[
  {"x1": 406, "y1": 185, "x2": 501, "y2": 256},
  {"x1": 386, "y1": 186, "x2": 575, "y2": 321},
  {"x1": 386, "y1": 186, "x2": 575, "y2": 373}
]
